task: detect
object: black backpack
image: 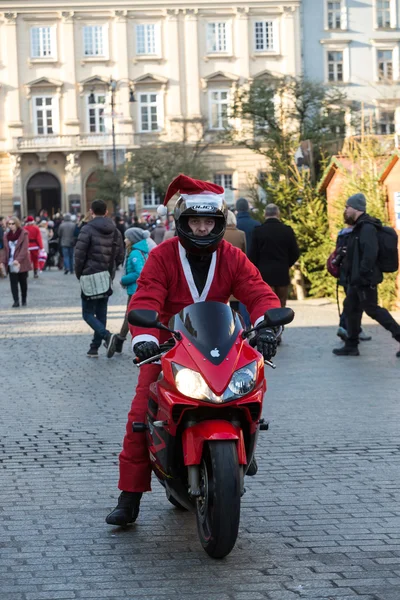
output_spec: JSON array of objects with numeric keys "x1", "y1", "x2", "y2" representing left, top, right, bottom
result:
[{"x1": 376, "y1": 225, "x2": 399, "y2": 273}]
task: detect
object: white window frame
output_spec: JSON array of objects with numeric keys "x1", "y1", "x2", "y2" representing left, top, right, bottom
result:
[
  {"x1": 30, "y1": 26, "x2": 57, "y2": 60},
  {"x1": 83, "y1": 24, "x2": 109, "y2": 59},
  {"x1": 206, "y1": 21, "x2": 232, "y2": 54},
  {"x1": 208, "y1": 89, "x2": 231, "y2": 130},
  {"x1": 135, "y1": 23, "x2": 161, "y2": 56},
  {"x1": 214, "y1": 173, "x2": 234, "y2": 205},
  {"x1": 142, "y1": 183, "x2": 160, "y2": 207},
  {"x1": 325, "y1": 0, "x2": 347, "y2": 31},
  {"x1": 87, "y1": 93, "x2": 106, "y2": 134},
  {"x1": 33, "y1": 95, "x2": 59, "y2": 136},
  {"x1": 327, "y1": 50, "x2": 344, "y2": 83},
  {"x1": 253, "y1": 19, "x2": 279, "y2": 54},
  {"x1": 373, "y1": 43, "x2": 399, "y2": 82},
  {"x1": 138, "y1": 92, "x2": 163, "y2": 133},
  {"x1": 322, "y1": 43, "x2": 350, "y2": 83},
  {"x1": 374, "y1": 0, "x2": 397, "y2": 29}
]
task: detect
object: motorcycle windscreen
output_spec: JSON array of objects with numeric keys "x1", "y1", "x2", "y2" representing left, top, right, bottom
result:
[{"x1": 170, "y1": 301, "x2": 242, "y2": 366}]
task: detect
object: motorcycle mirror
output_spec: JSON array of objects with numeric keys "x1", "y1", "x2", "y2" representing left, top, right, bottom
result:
[
  {"x1": 263, "y1": 307, "x2": 295, "y2": 328},
  {"x1": 127, "y1": 309, "x2": 182, "y2": 339},
  {"x1": 128, "y1": 309, "x2": 160, "y2": 328}
]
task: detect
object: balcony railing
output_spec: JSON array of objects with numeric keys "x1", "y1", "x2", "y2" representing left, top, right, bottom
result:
[{"x1": 12, "y1": 133, "x2": 138, "y2": 152}]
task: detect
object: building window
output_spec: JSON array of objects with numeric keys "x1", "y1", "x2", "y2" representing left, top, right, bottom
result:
[
  {"x1": 378, "y1": 49, "x2": 393, "y2": 80},
  {"x1": 142, "y1": 183, "x2": 160, "y2": 207},
  {"x1": 327, "y1": 2, "x2": 342, "y2": 29},
  {"x1": 214, "y1": 174, "x2": 233, "y2": 190},
  {"x1": 378, "y1": 110, "x2": 395, "y2": 134},
  {"x1": 139, "y1": 93, "x2": 161, "y2": 132},
  {"x1": 327, "y1": 51, "x2": 344, "y2": 82},
  {"x1": 30, "y1": 26, "x2": 56, "y2": 58},
  {"x1": 83, "y1": 25, "x2": 107, "y2": 57},
  {"x1": 377, "y1": 0, "x2": 392, "y2": 28},
  {"x1": 88, "y1": 94, "x2": 106, "y2": 133},
  {"x1": 136, "y1": 24, "x2": 159, "y2": 55},
  {"x1": 207, "y1": 22, "x2": 229, "y2": 53},
  {"x1": 33, "y1": 97, "x2": 56, "y2": 135},
  {"x1": 254, "y1": 21, "x2": 276, "y2": 52},
  {"x1": 209, "y1": 90, "x2": 230, "y2": 130}
]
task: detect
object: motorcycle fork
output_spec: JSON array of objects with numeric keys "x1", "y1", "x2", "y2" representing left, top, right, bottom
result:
[{"x1": 187, "y1": 449, "x2": 246, "y2": 498}]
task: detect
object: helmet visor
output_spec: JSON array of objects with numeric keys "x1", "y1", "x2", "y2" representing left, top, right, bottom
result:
[{"x1": 179, "y1": 194, "x2": 225, "y2": 216}]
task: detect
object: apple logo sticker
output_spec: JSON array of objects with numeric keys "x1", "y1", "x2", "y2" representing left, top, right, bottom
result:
[{"x1": 210, "y1": 348, "x2": 220, "y2": 358}]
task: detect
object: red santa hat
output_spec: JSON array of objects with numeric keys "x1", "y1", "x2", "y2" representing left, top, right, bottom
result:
[
  {"x1": 157, "y1": 174, "x2": 225, "y2": 217},
  {"x1": 26, "y1": 216, "x2": 35, "y2": 222}
]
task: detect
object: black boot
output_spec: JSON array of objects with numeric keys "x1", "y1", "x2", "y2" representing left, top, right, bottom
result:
[
  {"x1": 246, "y1": 456, "x2": 258, "y2": 476},
  {"x1": 332, "y1": 346, "x2": 360, "y2": 356},
  {"x1": 105, "y1": 492, "x2": 142, "y2": 526},
  {"x1": 114, "y1": 336, "x2": 125, "y2": 354}
]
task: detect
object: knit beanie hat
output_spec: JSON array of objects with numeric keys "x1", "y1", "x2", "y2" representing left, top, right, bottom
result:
[
  {"x1": 236, "y1": 198, "x2": 249, "y2": 212},
  {"x1": 125, "y1": 227, "x2": 150, "y2": 244},
  {"x1": 346, "y1": 193, "x2": 366, "y2": 212}
]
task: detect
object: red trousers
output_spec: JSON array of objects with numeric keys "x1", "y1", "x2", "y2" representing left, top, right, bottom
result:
[
  {"x1": 118, "y1": 364, "x2": 161, "y2": 492},
  {"x1": 29, "y1": 249, "x2": 39, "y2": 271}
]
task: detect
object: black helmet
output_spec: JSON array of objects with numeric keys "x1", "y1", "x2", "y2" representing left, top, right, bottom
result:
[
  {"x1": 174, "y1": 194, "x2": 228, "y2": 255},
  {"x1": 160, "y1": 175, "x2": 228, "y2": 255}
]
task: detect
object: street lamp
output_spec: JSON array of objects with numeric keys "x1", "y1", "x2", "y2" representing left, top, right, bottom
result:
[{"x1": 88, "y1": 77, "x2": 136, "y2": 175}]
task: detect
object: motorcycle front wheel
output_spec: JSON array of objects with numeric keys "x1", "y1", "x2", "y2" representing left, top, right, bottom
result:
[{"x1": 196, "y1": 440, "x2": 241, "y2": 559}]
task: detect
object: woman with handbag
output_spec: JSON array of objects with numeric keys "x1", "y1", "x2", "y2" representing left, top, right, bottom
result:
[{"x1": 3, "y1": 217, "x2": 31, "y2": 307}]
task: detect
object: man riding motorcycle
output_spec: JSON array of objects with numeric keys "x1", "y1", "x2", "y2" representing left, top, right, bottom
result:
[{"x1": 106, "y1": 174, "x2": 281, "y2": 526}]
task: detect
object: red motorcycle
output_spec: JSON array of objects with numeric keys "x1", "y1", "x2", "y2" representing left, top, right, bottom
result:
[{"x1": 128, "y1": 301, "x2": 294, "y2": 559}]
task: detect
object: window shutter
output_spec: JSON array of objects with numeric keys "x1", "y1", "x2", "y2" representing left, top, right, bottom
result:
[
  {"x1": 390, "y1": 0, "x2": 397, "y2": 28},
  {"x1": 30, "y1": 28, "x2": 37, "y2": 58},
  {"x1": 154, "y1": 23, "x2": 161, "y2": 55},
  {"x1": 50, "y1": 26, "x2": 57, "y2": 59},
  {"x1": 102, "y1": 24, "x2": 109, "y2": 58},
  {"x1": 225, "y1": 22, "x2": 232, "y2": 54}
]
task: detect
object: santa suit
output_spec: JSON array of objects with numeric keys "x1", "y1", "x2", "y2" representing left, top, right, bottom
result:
[
  {"x1": 24, "y1": 224, "x2": 43, "y2": 272},
  {"x1": 118, "y1": 237, "x2": 280, "y2": 492}
]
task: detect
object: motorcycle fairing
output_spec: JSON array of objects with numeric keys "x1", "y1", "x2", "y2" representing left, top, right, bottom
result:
[{"x1": 182, "y1": 420, "x2": 247, "y2": 466}]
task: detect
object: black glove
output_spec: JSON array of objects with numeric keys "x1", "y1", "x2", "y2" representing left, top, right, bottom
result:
[
  {"x1": 133, "y1": 341, "x2": 160, "y2": 361},
  {"x1": 255, "y1": 328, "x2": 277, "y2": 361}
]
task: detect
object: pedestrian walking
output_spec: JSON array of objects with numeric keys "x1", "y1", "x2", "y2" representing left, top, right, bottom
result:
[
  {"x1": 113, "y1": 228, "x2": 154, "y2": 356},
  {"x1": 328, "y1": 226, "x2": 371, "y2": 343},
  {"x1": 3, "y1": 217, "x2": 31, "y2": 307},
  {"x1": 58, "y1": 213, "x2": 76, "y2": 274},
  {"x1": 24, "y1": 216, "x2": 43, "y2": 278},
  {"x1": 150, "y1": 219, "x2": 166, "y2": 245},
  {"x1": 0, "y1": 216, "x2": 6, "y2": 276},
  {"x1": 332, "y1": 193, "x2": 400, "y2": 357},
  {"x1": 235, "y1": 197, "x2": 260, "y2": 255},
  {"x1": 223, "y1": 210, "x2": 247, "y2": 311},
  {"x1": 74, "y1": 200, "x2": 124, "y2": 359},
  {"x1": 38, "y1": 220, "x2": 51, "y2": 254},
  {"x1": 249, "y1": 203, "x2": 300, "y2": 308}
]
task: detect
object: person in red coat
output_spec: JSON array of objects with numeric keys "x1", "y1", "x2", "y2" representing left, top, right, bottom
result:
[
  {"x1": 106, "y1": 175, "x2": 281, "y2": 527},
  {"x1": 24, "y1": 216, "x2": 43, "y2": 278}
]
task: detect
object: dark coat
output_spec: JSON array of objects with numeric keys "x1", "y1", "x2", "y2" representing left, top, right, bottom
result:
[
  {"x1": 249, "y1": 218, "x2": 300, "y2": 286},
  {"x1": 236, "y1": 211, "x2": 260, "y2": 255},
  {"x1": 344, "y1": 213, "x2": 383, "y2": 287},
  {"x1": 74, "y1": 217, "x2": 124, "y2": 279},
  {"x1": 3, "y1": 229, "x2": 32, "y2": 273}
]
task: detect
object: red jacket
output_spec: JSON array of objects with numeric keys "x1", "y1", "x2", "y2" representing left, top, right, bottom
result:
[
  {"x1": 24, "y1": 224, "x2": 43, "y2": 251},
  {"x1": 3, "y1": 229, "x2": 32, "y2": 273},
  {"x1": 128, "y1": 237, "x2": 280, "y2": 346}
]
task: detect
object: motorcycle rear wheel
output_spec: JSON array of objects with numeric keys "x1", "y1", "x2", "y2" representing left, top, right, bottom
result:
[{"x1": 196, "y1": 440, "x2": 241, "y2": 559}]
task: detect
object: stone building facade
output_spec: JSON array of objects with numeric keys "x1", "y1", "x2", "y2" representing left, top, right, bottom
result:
[{"x1": 0, "y1": 1, "x2": 301, "y2": 217}]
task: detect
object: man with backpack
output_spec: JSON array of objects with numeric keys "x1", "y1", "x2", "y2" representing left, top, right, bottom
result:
[{"x1": 333, "y1": 193, "x2": 400, "y2": 357}]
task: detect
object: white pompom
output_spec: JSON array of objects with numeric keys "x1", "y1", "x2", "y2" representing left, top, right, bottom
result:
[{"x1": 157, "y1": 204, "x2": 168, "y2": 217}]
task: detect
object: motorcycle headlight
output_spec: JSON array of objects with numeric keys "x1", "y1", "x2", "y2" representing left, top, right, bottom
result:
[
  {"x1": 227, "y1": 362, "x2": 257, "y2": 397},
  {"x1": 172, "y1": 364, "x2": 223, "y2": 403}
]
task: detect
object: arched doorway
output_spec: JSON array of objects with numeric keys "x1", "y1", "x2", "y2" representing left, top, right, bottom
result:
[{"x1": 27, "y1": 172, "x2": 61, "y2": 217}]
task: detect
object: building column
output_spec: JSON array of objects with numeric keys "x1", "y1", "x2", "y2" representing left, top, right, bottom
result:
[
  {"x1": 10, "y1": 154, "x2": 22, "y2": 216},
  {"x1": 65, "y1": 152, "x2": 82, "y2": 214},
  {"x1": 60, "y1": 12, "x2": 80, "y2": 135},
  {"x1": 4, "y1": 13, "x2": 24, "y2": 146}
]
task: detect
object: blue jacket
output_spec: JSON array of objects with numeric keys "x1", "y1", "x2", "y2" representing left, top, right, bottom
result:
[
  {"x1": 121, "y1": 239, "x2": 149, "y2": 295},
  {"x1": 236, "y1": 211, "x2": 260, "y2": 255}
]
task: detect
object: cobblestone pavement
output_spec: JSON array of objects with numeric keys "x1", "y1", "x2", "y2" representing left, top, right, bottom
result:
[{"x1": 1, "y1": 270, "x2": 400, "y2": 600}]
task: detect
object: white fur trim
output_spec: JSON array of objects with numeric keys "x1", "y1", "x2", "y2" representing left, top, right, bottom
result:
[
  {"x1": 181, "y1": 192, "x2": 225, "y2": 202},
  {"x1": 178, "y1": 242, "x2": 216, "y2": 303},
  {"x1": 254, "y1": 316, "x2": 265, "y2": 328},
  {"x1": 131, "y1": 334, "x2": 159, "y2": 352},
  {"x1": 157, "y1": 205, "x2": 168, "y2": 217}
]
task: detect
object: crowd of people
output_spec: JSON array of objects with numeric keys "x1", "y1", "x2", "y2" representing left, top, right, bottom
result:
[{"x1": 1, "y1": 173, "x2": 400, "y2": 527}]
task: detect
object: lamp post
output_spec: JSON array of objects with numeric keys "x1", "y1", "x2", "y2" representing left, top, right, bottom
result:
[{"x1": 88, "y1": 77, "x2": 136, "y2": 175}]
